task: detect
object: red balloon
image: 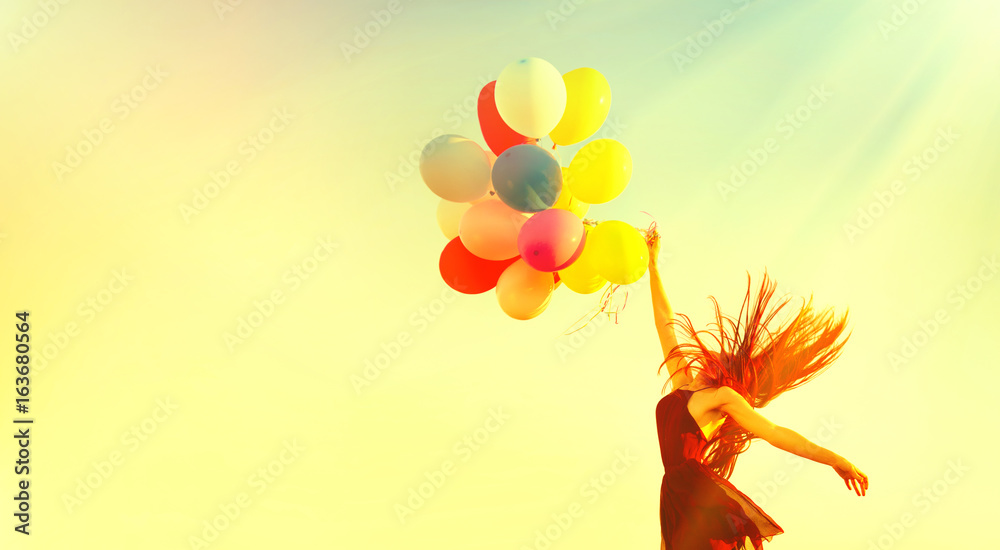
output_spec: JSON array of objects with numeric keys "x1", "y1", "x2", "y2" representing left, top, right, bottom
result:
[
  {"x1": 439, "y1": 237, "x2": 519, "y2": 294},
  {"x1": 478, "y1": 80, "x2": 537, "y2": 156}
]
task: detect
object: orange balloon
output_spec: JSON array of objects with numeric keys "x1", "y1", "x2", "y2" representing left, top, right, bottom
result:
[
  {"x1": 459, "y1": 199, "x2": 527, "y2": 260},
  {"x1": 496, "y1": 259, "x2": 556, "y2": 320}
]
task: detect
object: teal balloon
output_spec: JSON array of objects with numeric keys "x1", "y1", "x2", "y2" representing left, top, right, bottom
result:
[{"x1": 491, "y1": 144, "x2": 562, "y2": 213}]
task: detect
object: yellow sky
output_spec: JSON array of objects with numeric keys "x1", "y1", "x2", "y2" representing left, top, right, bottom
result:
[{"x1": 1, "y1": 0, "x2": 998, "y2": 548}]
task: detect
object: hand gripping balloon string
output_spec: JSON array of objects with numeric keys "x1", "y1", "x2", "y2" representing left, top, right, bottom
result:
[{"x1": 638, "y1": 211, "x2": 658, "y2": 242}]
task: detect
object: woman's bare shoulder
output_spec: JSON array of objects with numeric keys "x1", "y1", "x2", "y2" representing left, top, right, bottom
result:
[
  {"x1": 669, "y1": 370, "x2": 695, "y2": 391},
  {"x1": 686, "y1": 380, "x2": 741, "y2": 410}
]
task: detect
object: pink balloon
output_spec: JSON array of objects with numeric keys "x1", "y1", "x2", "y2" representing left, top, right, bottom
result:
[{"x1": 517, "y1": 208, "x2": 585, "y2": 272}]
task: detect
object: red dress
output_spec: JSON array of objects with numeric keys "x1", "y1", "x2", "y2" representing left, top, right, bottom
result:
[{"x1": 656, "y1": 389, "x2": 784, "y2": 549}]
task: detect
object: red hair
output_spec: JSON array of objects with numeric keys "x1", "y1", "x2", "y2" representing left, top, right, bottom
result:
[{"x1": 658, "y1": 270, "x2": 851, "y2": 479}]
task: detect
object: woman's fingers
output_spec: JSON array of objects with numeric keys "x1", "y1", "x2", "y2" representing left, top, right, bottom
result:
[
  {"x1": 853, "y1": 474, "x2": 866, "y2": 496},
  {"x1": 837, "y1": 464, "x2": 869, "y2": 496},
  {"x1": 853, "y1": 468, "x2": 866, "y2": 495}
]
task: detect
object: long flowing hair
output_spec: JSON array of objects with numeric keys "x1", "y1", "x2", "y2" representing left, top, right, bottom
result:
[{"x1": 658, "y1": 270, "x2": 851, "y2": 479}]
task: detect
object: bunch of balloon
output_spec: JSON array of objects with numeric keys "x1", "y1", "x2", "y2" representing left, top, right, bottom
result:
[{"x1": 421, "y1": 57, "x2": 644, "y2": 321}]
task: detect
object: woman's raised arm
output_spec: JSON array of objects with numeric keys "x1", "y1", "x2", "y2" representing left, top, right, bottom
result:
[{"x1": 647, "y1": 230, "x2": 690, "y2": 387}]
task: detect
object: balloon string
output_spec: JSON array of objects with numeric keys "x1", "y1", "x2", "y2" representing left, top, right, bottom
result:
[
  {"x1": 581, "y1": 215, "x2": 657, "y2": 236},
  {"x1": 562, "y1": 299, "x2": 603, "y2": 336},
  {"x1": 561, "y1": 282, "x2": 629, "y2": 335}
]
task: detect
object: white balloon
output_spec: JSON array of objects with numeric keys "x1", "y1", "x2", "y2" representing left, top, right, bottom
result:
[
  {"x1": 494, "y1": 58, "x2": 568, "y2": 139},
  {"x1": 419, "y1": 135, "x2": 492, "y2": 202}
]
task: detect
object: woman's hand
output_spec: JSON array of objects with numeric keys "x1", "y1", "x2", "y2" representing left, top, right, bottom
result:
[
  {"x1": 646, "y1": 228, "x2": 661, "y2": 268},
  {"x1": 832, "y1": 456, "x2": 869, "y2": 496}
]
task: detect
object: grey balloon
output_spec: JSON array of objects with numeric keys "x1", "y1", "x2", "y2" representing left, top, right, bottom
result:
[{"x1": 491, "y1": 144, "x2": 562, "y2": 213}]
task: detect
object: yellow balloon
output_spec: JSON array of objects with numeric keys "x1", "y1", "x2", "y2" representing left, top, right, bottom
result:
[
  {"x1": 567, "y1": 139, "x2": 632, "y2": 204},
  {"x1": 551, "y1": 168, "x2": 590, "y2": 218},
  {"x1": 435, "y1": 199, "x2": 472, "y2": 240},
  {"x1": 549, "y1": 68, "x2": 611, "y2": 146},
  {"x1": 589, "y1": 220, "x2": 648, "y2": 285},
  {"x1": 557, "y1": 225, "x2": 606, "y2": 294}
]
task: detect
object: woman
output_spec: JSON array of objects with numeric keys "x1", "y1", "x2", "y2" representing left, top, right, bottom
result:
[{"x1": 646, "y1": 229, "x2": 869, "y2": 550}]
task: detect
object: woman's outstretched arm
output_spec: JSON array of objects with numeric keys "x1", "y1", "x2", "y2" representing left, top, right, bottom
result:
[
  {"x1": 647, "y1": 231, "x2": 690, "y2": 386},
  {"x1": 716, "y1": 386, "x2": 869, "y2": 496}
]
